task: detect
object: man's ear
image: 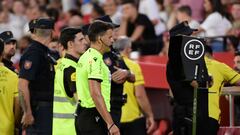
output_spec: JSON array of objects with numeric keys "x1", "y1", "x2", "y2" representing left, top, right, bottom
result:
[
  {"x1": 97, "y1": 36, "x2": 102, "y2": 44},
  {"x1": 67, "y1": 40, "x2": 73, "y2": 49}
]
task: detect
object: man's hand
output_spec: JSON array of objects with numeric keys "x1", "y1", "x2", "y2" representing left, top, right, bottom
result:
[
  {"x1": 108, "y1": 124, "x2": 120, "y2": 135},
  {"x1": 112, "y1": 66, "x2": 129, "y2": 84},
  {"x1": 190, "y1": 80, "x2": 199, "y2": 89},
  {"x1": 146, "y1": 116, "x2": 156, "y2": 134},
  {"x1": 21, "y1": 112, "x2": 34, "y2": 129},
  {"x1": 121, "y1": 13, "x2": 131, "y2": 22}
]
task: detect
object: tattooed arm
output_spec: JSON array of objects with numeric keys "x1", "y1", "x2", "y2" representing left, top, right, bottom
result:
[{"x1": 18, "y1": 78, "x2": 34, "y2": 128}]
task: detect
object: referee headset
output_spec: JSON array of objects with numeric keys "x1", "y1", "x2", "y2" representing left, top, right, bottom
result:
[{"x1": 99, "y1": 36, "x2": 111, "y2": 52}]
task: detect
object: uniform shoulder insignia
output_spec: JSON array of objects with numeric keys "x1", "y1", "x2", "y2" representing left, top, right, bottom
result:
[{"x1": 24, "y1": 60, "x2": 32, "y2": 70}]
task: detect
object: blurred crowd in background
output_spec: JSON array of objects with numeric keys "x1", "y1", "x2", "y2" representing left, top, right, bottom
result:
[
  {"x1": 0, "y1": 0, "x2": 240, "y2": 68},
  {"x1": 1, "y1": 0, "x2": 240, "y2": 135}
]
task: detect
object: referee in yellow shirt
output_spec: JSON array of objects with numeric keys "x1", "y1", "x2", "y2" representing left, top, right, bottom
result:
[
  {"x1": 113, "y1": 37, "x2": 156, "y2": 135},
  {"x1": 205, "y1": 45, "x2": 240, "y2": 135},
  {"x1": 0, "y1": 40, "x2": 21, "y2": 135}
]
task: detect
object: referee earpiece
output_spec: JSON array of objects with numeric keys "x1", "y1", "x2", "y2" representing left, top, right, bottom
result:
[{"x1": 100, "y1": 38, "x2": 109, "y2": 48}]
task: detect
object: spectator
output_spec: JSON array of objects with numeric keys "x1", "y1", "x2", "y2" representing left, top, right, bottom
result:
[
  {"x1": 0, "y1": 40, "x2": 21, "y2": 135},
  {"x1": 177, "y1": 0, "x2": 205, "y2": 22},
  {"x1": 0, "y1": 3, "x2": 14, "y2": 33},
  {"x1": 227, "y1": 2, "x2": 240, "y2": 50},
  {"x1": 156, "y1": 0, "x2": 169, "y2": 24},
  {"x1": 119, "y1": 0, "x2": 158, "y2": 55},
  {"x1": 197, "y1": 0, "x2": 232, "y2": 52},
  {"x1": 176, "y1": 5, "x2": 200, "y2": 29},
  {"x1": 68, "y1": 15, "x2": 83, "y2": 27},
  {"x1": 103, "y1": 0, "x2": 122, "y2": 25},
  {"x1": 90, "y1": 3, "x2": 105, "y2": 20},
  {"x1": 113, "y1": 37, "x2": 156, "y2": 135},
  {"x1": 10, "y1": 0, "x2": 28, "y2": 39},
  {"x1": 139, "y1": 0, "x2": 167, "y2": 36},
  {"x1": 23, "y1": 6, "x2": 45, "y2": 35}
]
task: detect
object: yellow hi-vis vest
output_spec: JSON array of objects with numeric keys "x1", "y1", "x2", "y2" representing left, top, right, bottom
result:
[{"x1": 53, "y1": 58, "x2": 77, "y2": 135}]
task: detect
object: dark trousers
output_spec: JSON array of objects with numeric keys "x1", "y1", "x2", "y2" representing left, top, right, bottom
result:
[
  {"x1": 26, "y1": 102, "x2": 53, "y2": 135},
  {"x1": 110, "y1": 107, "x2": 122, "y2": 128},
  {"x1": 120, "y1": 117, "x2": 147, "y2": 135},
  {"x1": 208, "y1": 117, "x2": 219, "y2": 135},
  {"x1": 172, "y1": 104, "x2": 209, "y2": 135},
  {"x1": 75, "y1": 105, "x2": 108, "y2": 135}
]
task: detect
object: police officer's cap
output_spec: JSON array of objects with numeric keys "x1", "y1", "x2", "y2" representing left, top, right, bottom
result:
[
  {"x1": 0, "y1": 31, "x2": 16, "y2": 43},
  {"x1": 29, "y1": 19, "x2": 38, "y2": 33},
  {"x1": 95, "y1": 15, "x2": 120, "y2": 28},
  {"x1": 169, "y1": 21, "x2": 197, "y2": 37},
  {"x1": 33, "y1": 18, "x2": 55, "y2": 30}
]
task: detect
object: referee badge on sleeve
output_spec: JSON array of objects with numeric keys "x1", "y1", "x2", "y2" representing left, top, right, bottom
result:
[
  {"x1": 71, "y1": 72, "x2": 76, "y2": 81},
  {"x1": 24, "y1": 60, "x2": 32, "y2": 70}
]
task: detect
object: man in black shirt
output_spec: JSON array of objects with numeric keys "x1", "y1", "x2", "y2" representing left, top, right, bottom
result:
[
  {"x1": 119, "y1": 0, "x2": 158, "y2": 55},
  {"x1": 18, "y1": 18, "x2": 55, "y2": 135},
  {"x1": 0, "y1": 31, "x2": 18, "y2": 73}
]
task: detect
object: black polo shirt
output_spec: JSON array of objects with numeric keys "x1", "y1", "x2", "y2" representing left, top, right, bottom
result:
[
  {"x1": 19, "y1": 40, "x2": 55, "y2": 102},
  {"x1": 126, "y1": 14, "x2": 156, "y2": 40},
  {"x1": 63, "y1": 54, "x2": 78, "y2": 98},
  {"x1": 103, "y1": 50, "x2": 129, "y2": 108}
]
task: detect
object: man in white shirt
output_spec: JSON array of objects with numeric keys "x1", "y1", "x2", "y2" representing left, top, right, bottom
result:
[
  {"x1": 103, "y1": 0, "x2": 122, "y2": 25},
  {"x1": 138, "y1": 0, "x2": 166, "y2": 36},
  {"x1": 176, "y1": 5, "x2": 200, "y2": 29}
]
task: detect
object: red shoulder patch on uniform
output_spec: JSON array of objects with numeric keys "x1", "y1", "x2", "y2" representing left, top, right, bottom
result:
[{"x1": 24, "y1": 60, "x2": 32, "y2": 70}]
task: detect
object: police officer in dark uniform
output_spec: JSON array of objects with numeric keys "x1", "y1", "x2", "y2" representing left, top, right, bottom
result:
[
  {"x1": 0, "y1": 31, "x2": 18, "y2": 73},
  {"x1": 96, "y1": 15, "x2": 135, "y2": 127},
  {"x1": 18, "y1": 18, "x2": 55, "y2": 135}
]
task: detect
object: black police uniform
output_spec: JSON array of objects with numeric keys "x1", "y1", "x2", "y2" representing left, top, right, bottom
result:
[
  {"x1": 103, "y1": 49, "x2": 129, "y2": 127},
  {"x1": 19, "y1": 39, "x2": 55, "y2": 135}
]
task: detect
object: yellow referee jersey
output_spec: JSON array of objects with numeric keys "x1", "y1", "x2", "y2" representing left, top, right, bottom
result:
[
  {"x1": 0, "y1": 63, "x2": 18, "y2": 135},
  {"x1": 121, "y1": 56, "x2": 145, "y2": 123},
  {"x1": 205, "y1": 57, "x2": 240, "y2": 122}
]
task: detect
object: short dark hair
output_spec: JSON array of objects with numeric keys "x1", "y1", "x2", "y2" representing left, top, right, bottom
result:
[
  {"x1": 121, "y1": 0, "x2": 137, "y2": 6},
  {"x1": 178, "y1": 5, "x2": 192, "y2": 16},
  {"x1": 0, "y1": 40, "x2": 4, "y2": 56},
  {"x1": 59, "y1": 27, "x2": 82, "y2": 49},
  {"x1": 88, "y1": 20, "x2": 114, "y2": 42}
]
